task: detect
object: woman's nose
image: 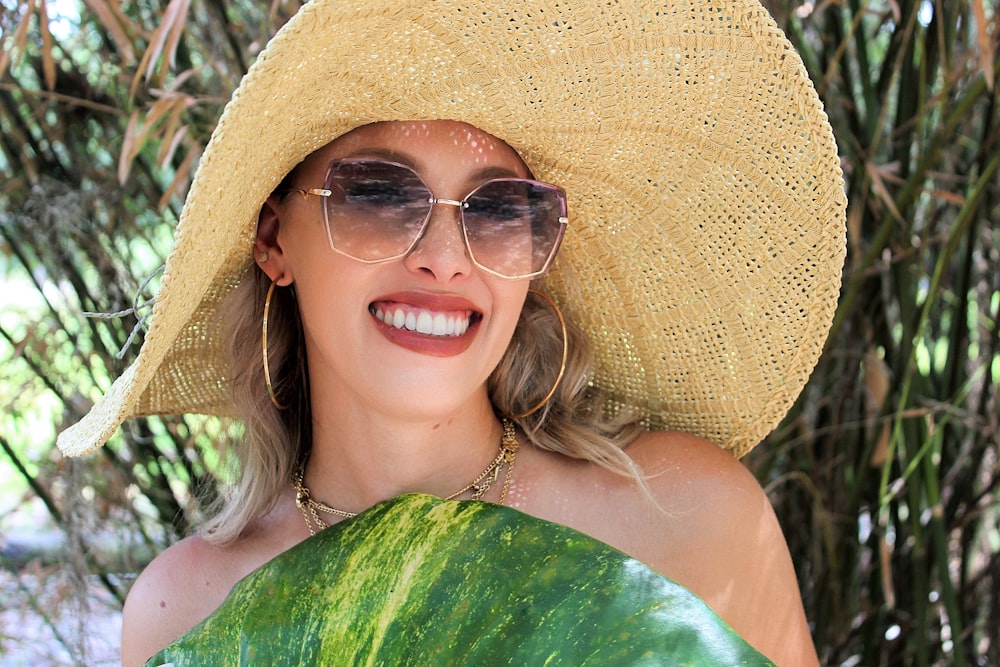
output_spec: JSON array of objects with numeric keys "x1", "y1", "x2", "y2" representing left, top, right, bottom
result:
[{"x1": 403, "y1": 201, "x2": 474, "y2": 281}]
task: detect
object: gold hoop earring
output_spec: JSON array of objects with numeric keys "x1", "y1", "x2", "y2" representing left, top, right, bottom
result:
[
  {"x1": 508, "y1": 289, "x2": 568, "y2": 420},
  {"x1": 262, "y1": 280, "x2": 288, "y2": 410}
]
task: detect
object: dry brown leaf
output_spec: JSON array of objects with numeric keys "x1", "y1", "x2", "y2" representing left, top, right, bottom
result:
[
  {"x1": 870, "y1": 421, "x2": 892, "y2": 467},
  {"x1": 923, "y1": 187, "x2": 966, "y2": 207},
  {"x1": 865, "y1": 160, "x2": 905, "y2": 223},
  {"x1": 119, "y1": 97, "x2": 172, "y2": 182},
  {"x1": 156, "y1": 101, "x2": 184, "y2": 166},
  {"x1": 118, "y1": 109, "x2": 140, "y2": 184},
  {"x1": 141, "y1": 8, "x2": 174, "y2": 83},
  {"x1": 157, "y1": 120, "x2": 188, "y2": 169},
  {"x1": 36, "y1": 0, "x2": 56, "y2": 90},
  {"x1": 81, "y1": 0, "x2": 138, "y2": 65},
  {"x1": 885, "y1": 0, "x2": 901, "y2": 25},
  {"x1": 972, "y1": 0, "x2": 995, "y2": 92},
  {"x1": 864, "y1": 350, "x2": 892, "y2": 467},
  {"x1": 160, "y1": 0, "x2": 192, "y2": 83},
  {"x1": 129, "y1": 1, "x2": 174, "y2": 97},
  {"x1": 129, "y1": 0, "x2": 191, "y2": 97},
  {"x1": 864, "y1": 351, "x2": 890, "y2": 408},
  {"x1": 0, "y1": 1, "x2": 36, "y2": 80},
  {"x1": 160, "y1": 67, "x2": 198, "y2": 93},
  {"x1": 141, "y1": 0, "x2": 190, "y2": 86},
  {"x1": 143, "y1": 94, "x2": 182, "y2": 133},
  {"x1": 130, "y1": 44, "x2": 154, "y2": 99},
  {"x1": 158, "y1": 145, "x2": 196, "y2": 210}
]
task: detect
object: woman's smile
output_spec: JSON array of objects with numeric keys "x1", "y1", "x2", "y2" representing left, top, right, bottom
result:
[
  {"x1": 368, "y1": 291, "x2": 485, "y2": 357},
  {"x1": 370, "y1": 303, "x2": 478, "y2": 337}
]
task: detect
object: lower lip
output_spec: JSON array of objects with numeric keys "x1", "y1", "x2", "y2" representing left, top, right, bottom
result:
[{"x1": 371, "y1": 313, "x2": 480, "y2": 357}]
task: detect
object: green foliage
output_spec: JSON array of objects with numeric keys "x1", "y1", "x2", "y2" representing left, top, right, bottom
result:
[
  {"x1": 0, "y1": 0, "x2": 997, "y2": 665},
  {"x1": 752, "y1": 1, "x2": 1000, "y2": 665}
]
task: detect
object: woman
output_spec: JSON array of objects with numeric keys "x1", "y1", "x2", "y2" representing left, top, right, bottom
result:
[{"x1": 57, "y1": 1, "x2": 846, "y2": 665}]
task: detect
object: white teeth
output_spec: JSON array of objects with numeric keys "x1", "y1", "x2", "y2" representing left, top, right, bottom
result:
[
  {"x1": 416, "y1": 311, "x2": 433, "y2": 334},
  {"x1": 373, "y1": 305, "x2": 471, "y2": 337}
]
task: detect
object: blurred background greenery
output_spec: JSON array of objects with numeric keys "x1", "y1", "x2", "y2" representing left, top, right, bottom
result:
[{"x1": 1, "y1": 0, "x2": 997, "y2": 664}]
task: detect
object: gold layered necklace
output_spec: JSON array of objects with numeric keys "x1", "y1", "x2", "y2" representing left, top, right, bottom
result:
[{"x1": 292, "y1": 419, "x2": 520, "y2": 535}]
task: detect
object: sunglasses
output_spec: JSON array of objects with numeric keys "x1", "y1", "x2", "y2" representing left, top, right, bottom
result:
[{"x1": 283, "y1": 158, "x2": 568, "y2": 280}]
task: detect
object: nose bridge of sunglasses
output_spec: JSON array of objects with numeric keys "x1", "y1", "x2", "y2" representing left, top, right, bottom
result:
[
  {"x1": 431, "y1": 196, "x2": 464, "y2": 209},
  {"x1": 425, "y1": 196, "x2": 467, "y2": 232},
  {"x1": 404, "y1": 195, "x2": 467, "y2": 253}
]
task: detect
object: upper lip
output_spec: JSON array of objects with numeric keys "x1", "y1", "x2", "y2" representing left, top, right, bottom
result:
[{"x1": 370, "y1": 291, "x2": 483, "y2": 316}]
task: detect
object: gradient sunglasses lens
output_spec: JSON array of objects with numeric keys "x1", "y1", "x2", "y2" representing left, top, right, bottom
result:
[
  {"x1": 323, "y1": 160, "x2": 431, "y2": 261},
  {"x1": 462, "y1": 180, "x2": 567, "y2": 278}
]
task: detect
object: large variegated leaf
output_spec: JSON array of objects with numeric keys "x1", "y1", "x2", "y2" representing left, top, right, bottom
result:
[{"x1": 147, "y1": 494, "x2": 773, "y2": 666}]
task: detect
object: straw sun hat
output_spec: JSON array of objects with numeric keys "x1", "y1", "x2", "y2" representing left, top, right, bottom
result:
[{"x1": 58, "y1": 0, "x2": 846, "y2": 458}]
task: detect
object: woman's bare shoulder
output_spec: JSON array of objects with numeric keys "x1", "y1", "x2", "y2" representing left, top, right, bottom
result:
[
  {"x1": 120, "y1": 533, "x2": 242, "y2": 667},
  {"x1": 620, "y1": 430, "x2": 819, "y2": 666},
  {"x1": 120, "y1": 495, "x2": 304, "y2": 667},
  {"x1": 521, "y1": 430, "x2": 816, "y2": 666},
  {"x1": 524, "y1": 430, "x2": 778, "y2": 579},
  {"x1": 627, "y1": 430, "x2": 769, "y2": 522},
  {"x1": 561, "y1": 431, "x2": 773, "y2": 574},
  {"x1": 620, "y1": 431, "x2": 780, "y2": 562}
]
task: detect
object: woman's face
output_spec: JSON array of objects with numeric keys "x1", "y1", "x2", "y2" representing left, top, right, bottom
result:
[{"x1": 259, "y1": 120, "x2": 535, "y2": 421}]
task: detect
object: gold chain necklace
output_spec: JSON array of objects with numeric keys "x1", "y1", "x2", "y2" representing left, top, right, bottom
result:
[{"x1": 292, "y1": 419, "x2": 519, "y2": 535}]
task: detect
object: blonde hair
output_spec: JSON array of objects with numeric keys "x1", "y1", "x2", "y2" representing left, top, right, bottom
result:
[
  {"x1": 204, "y1": 268, "x2": 309, "y2": 543},
  {"x1": 489, "y1": 287, "x2": 644, "y2": 473}
]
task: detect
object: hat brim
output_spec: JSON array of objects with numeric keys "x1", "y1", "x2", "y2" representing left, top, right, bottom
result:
[{"x1": 58, "y1": 0, "x2": 846, "y2": 457}]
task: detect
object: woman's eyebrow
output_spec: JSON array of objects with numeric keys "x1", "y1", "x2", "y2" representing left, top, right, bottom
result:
[
  {"x1": 344, "y1": 147, "x2": 415, "y2": 166},
  {"x1": 470, "y1": 165, "x2": 525, "y2": 181},
  {"x1": 344, "y1": 148, "x2": 527, "y2": 183}
]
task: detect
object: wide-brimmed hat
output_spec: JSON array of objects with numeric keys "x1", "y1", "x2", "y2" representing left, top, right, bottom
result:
[{"x1": 58, "y1": 0, "x2": 846, "y2": 458}]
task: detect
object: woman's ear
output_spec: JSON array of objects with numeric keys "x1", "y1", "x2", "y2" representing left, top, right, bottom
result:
[{"x1": 255, "y1": 194, "x2": 294, "y2": 286}]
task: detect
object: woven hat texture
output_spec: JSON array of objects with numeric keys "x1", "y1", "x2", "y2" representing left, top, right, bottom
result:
[{"x1": 58, "y1": 0, "x2": 847, "y2": 458}]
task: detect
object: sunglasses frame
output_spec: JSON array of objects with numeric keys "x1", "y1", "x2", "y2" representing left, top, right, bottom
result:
[{"x1": 284, "y1": 158, "x2": 568, "y2": 280}]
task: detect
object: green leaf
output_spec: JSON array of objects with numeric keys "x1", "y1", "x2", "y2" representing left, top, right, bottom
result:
[{"x1": 147, "y1": 494, "x2": 773, "y2": 666}]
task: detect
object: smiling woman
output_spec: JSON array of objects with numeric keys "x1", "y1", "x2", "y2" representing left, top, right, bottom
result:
[{"x1": 55, "y1": 0, "x2": 846, "y2": 665}]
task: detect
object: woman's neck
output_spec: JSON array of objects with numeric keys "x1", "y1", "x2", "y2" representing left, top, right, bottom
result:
[{"x1": 300, "y1": 395, "x2": 505, "y2": 514}]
